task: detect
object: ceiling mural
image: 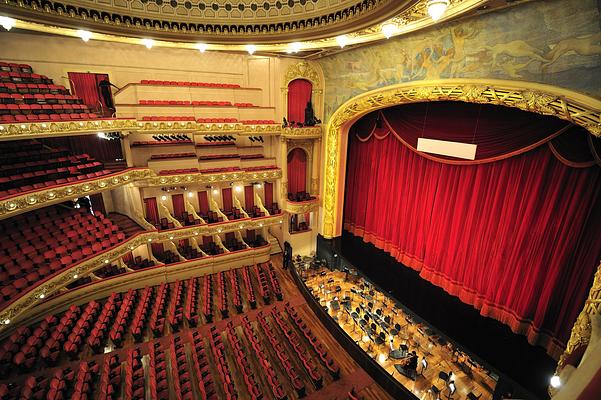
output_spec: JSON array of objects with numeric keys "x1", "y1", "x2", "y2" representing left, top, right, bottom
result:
[{"x1": 318, "y1": 0, "x2": 601, "y2": 117}]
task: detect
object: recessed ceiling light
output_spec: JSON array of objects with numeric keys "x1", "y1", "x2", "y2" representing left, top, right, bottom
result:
[
  {"x1": 142, "y1": 38, "x2": 154, "y2": 49},
  {"x1": 245, "y1": 44, "x2": 256, "y2": 55},
  {"x1": 336, "y1": 35, "x2": 348, "y2": 48},
  {"x1": 381, "y1": 23, "x2": 397, "y2": 39},
  {"x1": 0, "y1": 16, "x2": 15, "y2": 31},
  {"x1": 427, "y1": 0, "x2": 450, "y2": 22},
  {"x1": 289, "y1": 42, "x2": 302, "y2": 53},
  {"x1": 196, "y1": 43, "x2": 207, "y2": 53},
  {"x1": 77, "y1": 29, "x2": 92, "y2": 42}
]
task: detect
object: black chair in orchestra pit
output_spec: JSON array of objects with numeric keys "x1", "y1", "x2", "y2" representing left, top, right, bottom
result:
[
  {"x1": 384, "y1": 315, "x2": 391, "y2": 325},
  {"x1": 376, "y1": 332, "x2": 385, "y2": 346},
  {"x1": 438, "y1": 371, "x2": 449, "y2": 385},
  {"x1": 430, "y1": 385, "x2": 441, "y2": 400},
  {"x1": 376, "y1": 308, "x2": 382, "y2": 317},
  {"x1": 368, "y1": 301, "x2": 374, "y2": 309}
]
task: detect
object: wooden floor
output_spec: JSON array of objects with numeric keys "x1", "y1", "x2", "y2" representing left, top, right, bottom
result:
[
  {"x1": 0, "y1": 255, "x2": 393, "y2": 400},
  {"x1": 301, "y1": 266, "x2": 497, "y2": 400}
]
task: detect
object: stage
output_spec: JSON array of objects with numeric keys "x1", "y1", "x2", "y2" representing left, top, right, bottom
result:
[{"x1": 316, "y1": 233, "x2": 557, "y2": 399}]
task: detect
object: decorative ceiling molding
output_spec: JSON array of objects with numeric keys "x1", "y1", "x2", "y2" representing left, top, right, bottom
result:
[
  {"x1": 321, "y1": 79, "x2": 601, "y2": 239},
  {"x1": 0, "y1": 0, "x2": 494, "y2": 54}
]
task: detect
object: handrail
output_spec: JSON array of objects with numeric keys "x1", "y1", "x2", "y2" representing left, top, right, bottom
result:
[{"x1": 0, "y1": 214, "x2": 284, "y2": 331}]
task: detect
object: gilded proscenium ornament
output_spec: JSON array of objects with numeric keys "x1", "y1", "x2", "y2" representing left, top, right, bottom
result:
[
  {"x1": 143, "y1": 168, "x2": 282, "y2": 187},
  {"x1": 283, "y1": 61, "x2": 322, "y2": 90},
  {"x1": 281, "y1": 126, "x2": 323, "y2": 139},
  {"x1": 286, "y1": 198, "x2": 320, "y2": 214},
  {"x1": 0, "y1": 213, "x2": 285, "y2": 333},
  {"x1": 0, "y1": 168, "x2": 153, "y2": 220},
  {"x1": 0, "y1": 118, "x2": 138, "y2": 141},
  {"x1": 321, "y1": 79, "x2": 601, "y2": 238}
]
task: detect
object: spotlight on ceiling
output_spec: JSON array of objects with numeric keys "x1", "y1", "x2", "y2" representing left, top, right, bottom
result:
[
  {"x1": 288, "y1": 42, "x2": 302, "y2": 54},
  {"x1": 0, "y1": 16, "x2": 16, "y2": 31},
  {"x1": 142, "y1": 38, "x2": 154, "y2": 49},
  {"x1": 427, "y1": 0, "x2": 450, "y2": 21},
  {"x1": 550, "y1": 375, "x2": 561, "y2": 388},
  {"x1": 245, "y1": 44, "x2": 256, "y2": 55},
  {"x1": 381, "y1": 23, "x2": 397, "y2": 39},
  {"x1": 336, "y1": 35, "x2": 349, "y2": 48},
  {"x1": 196, "y1": 43, "x2": 207, "y2": 53},
  {"x1": 77, "y1": 29, "x2": 92, "y2": 42}
]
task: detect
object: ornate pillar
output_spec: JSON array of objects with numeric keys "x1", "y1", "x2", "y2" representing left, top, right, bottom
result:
[
  {"x1": 280, "y1": 137, "x2": 288, "y2": 201},
  {"x1": 311, "y1": 138, "x2": 321, "y2": 195}
]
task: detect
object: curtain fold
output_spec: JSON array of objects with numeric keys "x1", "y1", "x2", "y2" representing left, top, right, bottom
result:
[
  {"x1": 287, "y1": 148, "x2": 307, "y2": 195},
  {"x1": 246, "y1": 229, "x2": 256, "y2": 241},
  {"x1": 68, "y1": 72, "x2": 107, "y2": 110},
  {"x1": 287, "y1": 79, "x2": 313, "y2": 124},
  {"x1": 222, "y1": 188, "x2": 233, "y2": 212},
  {"x1": 151, "y1": 242, "x2": 164, "y2": 257},
  {"x1": 264, "y1": 182, "x2": 274, "y2": 207},
  {"x1": 42, "y1": 135, "x2": 123, "y2": 163},
  {"x1": 144, "y1": 197, "x2": 159, "y2": 225},
  {"x1": 171, "y1": 194, "x2": 185, "y2": 218},
  {"x1": 244, "y1": 186, "x2": 254, "y2": 210},
  {"x1": 344, "y1": 131, "x2": 601, "y2": 356},
  {"x1": 198, "y1": 191, "x2": 209, "y2": 215}
]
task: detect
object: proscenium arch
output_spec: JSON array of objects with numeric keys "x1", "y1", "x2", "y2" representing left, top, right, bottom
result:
[{"x1": 320, "y1": 78, "x2": 601, "y2": 239}]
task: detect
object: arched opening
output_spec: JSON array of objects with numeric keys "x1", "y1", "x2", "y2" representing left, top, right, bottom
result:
[
  {"x1": 287, "y1": 147, "x2": 308, "y2": 201},
  {"x1": 287, "y1": 78, "x2": 313, "y2": 125}
]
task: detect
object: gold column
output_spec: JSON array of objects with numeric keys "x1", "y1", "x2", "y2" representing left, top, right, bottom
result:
[
  {"x1": 280, "y1": 137, "x2": 288, "y2": 201},
  {"x1": 311, "y1": 138, "x2": 321, "y2": 195}
]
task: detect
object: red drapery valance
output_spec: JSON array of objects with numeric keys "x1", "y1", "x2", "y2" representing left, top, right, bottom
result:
[
  {"x1": 144, "y1": 197, "x2": 159, "y2": 225},
  {"x1": 244, "y1": 186, "x2": 254, "y2": 210},
  {"x1": 287, "y1": 79, "x2": 313, "y2": 124},
  {"x1": 198, "y1": 191, "x2": 209, "y2": 215},
  {"x1": 222, "y1": 188, "x2": 233, "y2": 212},
  {"x1": 287, "y1": 148, "x2": 307, "y2": 195},
  {"x1": 264, "y1": 182, "x2": 274, "y2": 207},
  {"x1": 172, "y1": 194, "x2": 185, "y2": 218},
  {"x1": 344, "y1": 129, "x2": 601, "y2": 357}
]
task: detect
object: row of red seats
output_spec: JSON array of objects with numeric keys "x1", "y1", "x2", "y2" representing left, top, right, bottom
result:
[
  {"x1": 254, "y1": 264, "x2": 272, "y2": 304},
  {"x1": 265, "y1": 263, "x2": 284, "y2": 301},
  {"x1": 130, "y1": 287, "x2": 153, "y2": 343},
  {"x1": 0, "y1": 82, "x2": 69, "y2": 95},
  {"x1": 150, "y1": 152, "x2": 196, "y2": 160},
  {"x1": 0, "y1": 112, "x2": 97, "y2": 124},
  {"x1": 208, "y1": 326, "x2": 238, "y2": 399},
  {"x1": 167, "y1": 280, "x2": 185, "y2": 331},
  {"x1": 94, "y1": 263, "x2": 127, "y2": 278},
  {"x1": 0, "y1": 62, "x2": 33, "y2": 73},
  {"x1": 140, "y1": 80, "x2": 241, "y2": 88},
  {"x1": 199, "y1": 166, "x2": 241, "y2": 174},
  {"x1": 70, "y1": 360, "x2": 100, "y2": 400},
  {"x1": 241, "y1": 119, "x2": 276, "y2": 124},
  {"x1": 141, "y1": 115, "x2": 196, "y2": 121},
  {"x1": 97, "y1": 354, "x2": 121, "y2": 400},
  {"x1": 148, "y1": 343, "x2": 169, "y2": 399},
  {"x1": 242, "y1": 266, "x2": 257, "y2": 309},
  {"x1": 240, "y1": 154, "x2": 264, "y2": 159},
  {"x1": 217, "y1": 272, "x2": 228, "y2": 319},
  {"x1": 169, "y1": 336, "x2": 194, "y2": 400},
  {"x1": 132, "y1": 139, "x2": 192, "y2": 146},
  {"x1": 196, "y1": 141, "x2": 236, "y2": 147},
  {"x1": 199, "y1": 153, "x2": 239, "y2": 160},
  {"x1": 245, "y1": 164, "x2": 278, "y2": 171},
  {"x1": 239, "y1": 315, "x2": 287, "y2": 400},
  {"x1": 149, "y1": 283, "x2": 170, "y2": 337},
  {"x1": 0, "y1": 92, "x2": 81, "y2": 104},
  {"x1": 229, "y1": 269, "x2": 243, "y2": 313},
  {"x1": 271, "y1": 308, "x2": 324, "y2": 388},
  {"x1": 203, "y1": 274, "x2": 214, "y2": 323},
  {"x1": 184, "y1": 277, "x2": 200, "y2": 327},
  {"x1": 158, "y1": 167, "x2": 200, "y2": 175},
  {"x1": 284, "y1": 303, "x2": 341, "y2": 379},
  {"x1": 253, "y1": 313, "x2": 306, "y2": 397},
  {"x1": 189, "y1": 331, "x2": 217, "y2": 400},
  {"x1": 0, "y1": 152, "x2": 87, "y2": 177},
  {"x1": 63, "y1": 301, "x2": 101, "y2": 359},
  {"x1": 108, "y1": 289, "x2": 136, "y2": 347},
  {"x1": 225, "y1": 321, "x2": 263, "y2": 400},
  {"x1": 139, "y1": 99, "x2": 242, "y2": 107},
  {"x1": 87, "y1": 293, "x2": 120, "y2": 353},
  {"x1": 1, "y1": 103, "x2": 89, "y2": 113},
  {"x1": 125, "y1": 348, "x2": 145, "y2": 400},
  {"x1": 0, "y1": 71, "x2": 51, "y2": 84}
]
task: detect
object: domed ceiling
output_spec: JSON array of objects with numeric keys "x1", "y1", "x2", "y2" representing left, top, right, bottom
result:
[{"x1": 0, "y1": 0, "x2": 419, "y2": 43}]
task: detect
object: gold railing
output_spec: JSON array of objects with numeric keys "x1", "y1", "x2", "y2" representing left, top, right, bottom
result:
[{"x1": 0, "y1": 213, "x2": 284, "y2": 333}]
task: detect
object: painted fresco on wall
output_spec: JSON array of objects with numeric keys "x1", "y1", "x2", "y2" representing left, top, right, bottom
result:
[{"x1": 319, "y1": 0, "x2": 601, "y2": 118}]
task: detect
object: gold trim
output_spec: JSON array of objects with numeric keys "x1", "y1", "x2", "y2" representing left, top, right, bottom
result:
[
  {"x1": 143, "y1": 168, "x2": 282, "y2": 187},
  {"x1": 281, "y1": 126, "x2": 323, "y2": 139},
  {"x1": 283, "y1": 61, "x2": 322, "y2": 90},
  {"x1": 0, "y1": 118, "x2": 138, "y2": 141},
  {"x1": 0, "y1": 214, "x2": 284, "y2": 332},
  {"x1": 286, "y1": 198, "x2": 320, "y2": 214},
  {"x1": 322, "y1": 79, "x2": 601, "y2": 238},
  {"x1": 0, "y1": 168, "x2": 152, "y2": 220}
]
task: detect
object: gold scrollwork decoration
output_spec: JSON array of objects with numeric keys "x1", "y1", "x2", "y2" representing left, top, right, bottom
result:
[
  {"x1": 286, "y1": 198, "x2": 320, "y2": 214},
  {"x1": 0, "y1": 118, "x2": 139, "y2": 141},
  {"x1": 143, "y1": 168, "x2": 282, "y2": 187},
  {"x1": 281, "y1": 126, "x2": 323, "y2": 139},
  {"x1": 283, "y1": 61, "x2": 322, "y2": 89},
  {"x1": 322, "y1": 79, "x2": 601, "y2": 239}
]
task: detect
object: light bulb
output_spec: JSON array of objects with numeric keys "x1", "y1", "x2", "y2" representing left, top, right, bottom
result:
[
  {"x1": 550, "y1": 375, "x2": 561, "y2": 388},
  {"x1": 77, "y1": 29, "x2": 92, "y2": 42},
  {"x1": 161, "y1": 195, "x2": 167, "y2": 201},
  {"x1": 142, "y1": 38, "x2": 154, "y2": 49},
  {"x1": 427, "y1": 0, "x2": 449, "y2": 22},
  {"x1": 336, "y1": 35, "x2": 348, "y2": 48},
  {"x1": 188, "y1": 192, "x2": 194, "y2": 198},
  {"x1": 245, "y1": 44, "x2": 256, "y2": 55},
  {"x1": 0, "y1": 16, "x2": 16, "y2": 31},
  {"x1": 289, "y1": 42, "x2": 302, "y2": 53},
  {"x1": 196, "y1": 43, "x2": 207, "y2": 53},
  {"x1": 381, "y1": 23, "x2": 397, "y2": 39}
]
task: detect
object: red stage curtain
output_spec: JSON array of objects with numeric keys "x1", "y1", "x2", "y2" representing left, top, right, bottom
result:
[
  {"x1": 144, "y1": 197, "x2": 159, "y2": 225},
  {"x1": 344, "y1": 131, "x2": 601, "y2": 356},
  {"x1": 244, "y1": 186, "x2": 254, "y2": 209},
  {"x1": 122, "y1": 252, "x2": 133, "y2": 264},
  {"x1": 68, "y1": 72, "x2": 107, "y2": 111},
  {"x1": 41, "y1": 134, "x2": 123, "y2": 163},
  {"x1": 198, "y1": 191, "x2": 209, "y2": 215},
  {"x1": 352, "y1": 102, "x2": 572, "y2": 164},
  {"x1": 151, "y1": 242, "x2": 164, "y2": 256},
  {"x1": 172, "y1": 194, "x2": 185, "y2": 218},
  {"x1": 222, "y1": 188, "x2": 233, "y2": 212},
  {"x1": 287, "y1": 148, "x2": 307, "y2": 195},
  {"x1": 287, "y1": 79, "x2": 312, "y2": 124},
  {"x1": 264, "y1": 182, "x2": 274, "y2": 207}
]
